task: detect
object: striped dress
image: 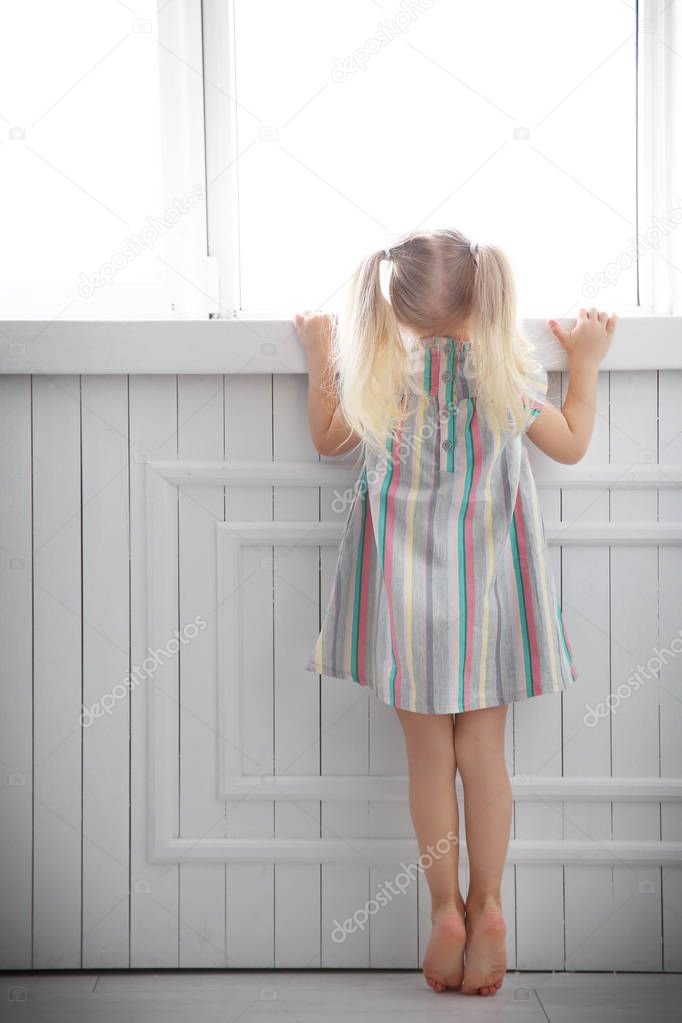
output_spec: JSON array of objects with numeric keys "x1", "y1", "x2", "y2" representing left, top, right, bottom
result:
[{"x1": 304, "y1": 335, "x2": 577, "y2": 714}]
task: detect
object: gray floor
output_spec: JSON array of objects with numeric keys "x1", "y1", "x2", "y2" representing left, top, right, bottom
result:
[{"x1": 1, "y1": 971, "x2": 681, "y2": 1022}]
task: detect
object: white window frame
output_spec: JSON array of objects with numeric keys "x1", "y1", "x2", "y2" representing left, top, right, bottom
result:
[
  {"x1": 202, "y1": 0, "x2": 682, "y2": 321},
  {"x1": 202, "y1": 0, "x2": 242, "y2": 319},
  {"x1": 154, "y1": 0, "x2": 217, "y2": 319},
  {"x1": 637, "y1": 0, "x2": 682, "y2": 315}
]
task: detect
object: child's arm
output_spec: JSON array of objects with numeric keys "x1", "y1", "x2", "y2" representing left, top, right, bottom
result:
[
  {"x1": 294, "y1": 311, "x2": 363, "y2": 456},
  {"x1": 525, "y1": 307, "x2": 617, "y2": 464}
]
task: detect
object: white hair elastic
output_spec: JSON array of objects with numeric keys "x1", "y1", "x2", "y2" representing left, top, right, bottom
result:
[
  {"x1": 384, "y1": 246, "x2": 392, "y2": 261},
  {"x1": 378, "y1": 254, "x2": 393, "y2": 303},
  {"x1": 469, "y1": 240, "x2": 479, "y2": 259}
]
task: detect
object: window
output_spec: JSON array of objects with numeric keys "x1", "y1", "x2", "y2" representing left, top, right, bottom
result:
[
  {"x1": 223, "y1": 0, "x2": 638, "y2": 315},
  {"x1": 0, "y1": 0, "x2": 209, "y2": 319},
  {"x1": 3, "y1": 1, "x2": 682, "y2": 321}
]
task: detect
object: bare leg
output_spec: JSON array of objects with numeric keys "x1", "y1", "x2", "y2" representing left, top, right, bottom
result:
[
  {"x1": 395, "y1": 708, "x2": 465, "y2": 992},
  {"x1": 454, "y1": 705, "x2": 511, "y2": 996}
]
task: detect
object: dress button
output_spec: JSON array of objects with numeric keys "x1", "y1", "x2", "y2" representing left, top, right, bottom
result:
[
  {"x1": 441, "y1": 439, "x2": 453, "y2": 451},
  {"x1": 441, "y1": 371, "x2": 452, "y2": 382}
]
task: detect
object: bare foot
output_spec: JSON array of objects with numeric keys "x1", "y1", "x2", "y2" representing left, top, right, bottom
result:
[
  {"x1": 422, "y1": 906, "x2": 466, "y2": 993},
  {"x1": 461, "y1": 903, "x2": 507, "y2": 996}
]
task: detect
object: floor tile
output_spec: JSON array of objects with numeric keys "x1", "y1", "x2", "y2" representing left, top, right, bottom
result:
[{"x1": 1, "y1": 971, "x2": 679, "y2": 1023}]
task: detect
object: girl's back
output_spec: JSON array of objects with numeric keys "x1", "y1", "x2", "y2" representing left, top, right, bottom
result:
[{"x1": 306, "y1": 332, "x2": 576, "y2": 713}]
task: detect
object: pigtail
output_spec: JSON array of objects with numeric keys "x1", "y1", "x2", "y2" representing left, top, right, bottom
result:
[
  {"x1": 335, "y1": 250, "x2": 414, "y2": 456},
  {"x1": 470, "y1": 244, "x2": 542, "y2": 435}
]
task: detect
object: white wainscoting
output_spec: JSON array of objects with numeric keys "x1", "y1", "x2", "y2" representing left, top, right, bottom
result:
[{"x1": 1, "y1": 354, "x2": 682, "y2": 971}]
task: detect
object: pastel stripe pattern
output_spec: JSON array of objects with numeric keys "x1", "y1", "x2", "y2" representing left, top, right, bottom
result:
[{"x1": 305, "y1": 336, "x2": 578, "y2": 714}]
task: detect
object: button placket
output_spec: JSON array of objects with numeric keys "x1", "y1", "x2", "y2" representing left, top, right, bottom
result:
[{"x1": 438, "y1": 342, "x2": 457, "y2": 471}]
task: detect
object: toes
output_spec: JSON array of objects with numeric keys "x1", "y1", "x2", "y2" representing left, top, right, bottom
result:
[
  {"x1": 479, "y1": 977, "x2": 503, "y2": 996},
  {"x1": 462, "y1": 975, "x2": 504, "y2": 996}
]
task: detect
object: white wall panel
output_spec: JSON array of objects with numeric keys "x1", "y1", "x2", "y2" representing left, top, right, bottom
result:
[
  {"x1": 609, "y1": 372, "x2": 662, "y2": 970},
  {"x1": 516, "y1": 370, "x2": 565, "y2": 970},
  {"x1": 178, "y1": 375, "x2": 227, "y2": 966},
  {"x1": 0, "y1": 376, "x2": 33, "y2": 967},
  {"x1": 272, "y1": 374, "x2": 322, "y2": 967},
  {"x1": 658, "y1": 370, "x2": 682, "y2": 971},
  {"x1": 81, "y1": 375, "x2": 130, "y2": 966},
  {"x1": 1, "y1": 363, "x2": 681, "y2": 971},
  {"x1": 224, "y1": 373, "x2": 276, "y2": 966},
  {"x1": 562, "y1": 372, "x2": 614, "y2": 970},
  {"x1": 129, "y1": 375, "x2": 179, "y2": 966},
  {"x1": 32, "y1": 376, "x2": 82, "y2": 967}
]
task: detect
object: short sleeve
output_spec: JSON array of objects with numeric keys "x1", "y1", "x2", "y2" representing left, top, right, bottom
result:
[{"x1": 521, "y1": 363, "x2": 548, "y2": 432}]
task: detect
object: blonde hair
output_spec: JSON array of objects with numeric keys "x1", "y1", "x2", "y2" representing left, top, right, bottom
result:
[{"x1": 330, "y1": 228, "x2": 544, "y2": 457}]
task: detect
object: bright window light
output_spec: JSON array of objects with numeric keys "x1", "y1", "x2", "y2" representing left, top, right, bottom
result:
[
  {"x1": 0, "y1": 1, "x2": 164, "y2": 313},
  {"x1": 232, "y1": 0, "x2": 637, "y2": 316}
]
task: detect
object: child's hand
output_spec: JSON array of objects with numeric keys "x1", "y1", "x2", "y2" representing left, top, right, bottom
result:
[
  {"x1": 294, "y1": 311, "x2": 337, "y2": 355},
  {"x1": 547, "y1": 308, "x2": 617, "y2": 368}
]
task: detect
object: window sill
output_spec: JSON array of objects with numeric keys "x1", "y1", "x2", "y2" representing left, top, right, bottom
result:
[{"x1": 0, "y1": 316, "x2": 679, "y2": 375}]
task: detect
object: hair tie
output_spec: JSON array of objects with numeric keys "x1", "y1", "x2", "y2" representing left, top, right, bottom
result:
[
  {"x1": 469, "y1": 240, "x2": 479, "y2": 259},
  {"x1": 378, "y1": 256, "x2": 393, "y2": 303},
  {"x1": 383, "y1": 246, "x2": 392, "y2": 261}
]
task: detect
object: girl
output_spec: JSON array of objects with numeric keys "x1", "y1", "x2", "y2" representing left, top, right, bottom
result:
[{"x1": 295, "y1": 228, "x2": 616, "y2": 997}]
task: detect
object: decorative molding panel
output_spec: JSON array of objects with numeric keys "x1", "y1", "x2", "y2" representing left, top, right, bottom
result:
[
  {"x1": 153, "y1": 836, "x2": 682, "y2": 866},
  {"x1": 152, "y1": 459, "x2": 682, "y2": 490},
  {"x1": 145, "y1": 459, "x2": 682, "y2": 865}
]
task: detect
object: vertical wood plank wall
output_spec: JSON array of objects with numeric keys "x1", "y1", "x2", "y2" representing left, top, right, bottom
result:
[{"x1": 0, "y1": 369, "x2": 681, "y2": 970}]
